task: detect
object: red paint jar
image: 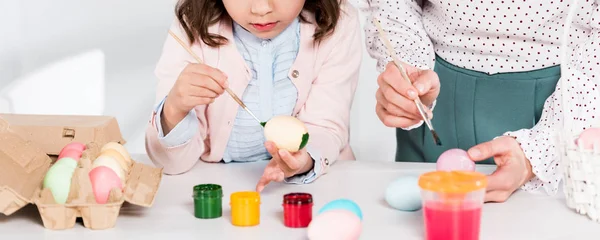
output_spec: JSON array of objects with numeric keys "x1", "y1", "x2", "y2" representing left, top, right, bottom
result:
[{"x1": 282, "y1": 193, "x2": 313, "y2": 228}]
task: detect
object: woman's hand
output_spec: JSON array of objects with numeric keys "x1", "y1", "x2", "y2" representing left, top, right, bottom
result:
[
  {"x1": 467, "y1": 136, "x2": 536, "y2": 202},
  {"x1": 255, "y1": 141, "x2": 314, "y2": 192},
  {"x1": 375, "y1": 61, "x2": 440, "y2": 128},
  {"x1": 161, "y1": 63, "x2": 228, "y2": 134}
]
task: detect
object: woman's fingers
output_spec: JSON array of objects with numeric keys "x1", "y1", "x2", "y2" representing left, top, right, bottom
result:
[{"x1": 376, "y1": 102, "x2": 421, "y2": 128}]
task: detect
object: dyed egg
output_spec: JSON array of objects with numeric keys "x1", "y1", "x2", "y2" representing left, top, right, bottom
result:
[
  {"x1": 385, "y1": 176, "x2": 422, "y2": 211},
  {"x1": 57, "y1": 149, "x2": 83, "y2": 162},
  {"x1": 263, "y1": 115, "x2": 309, "y2": 153},
  {"x1": 101, "y1": 142, "x2": 132, "y2": 165},
  {"x1": 307, "y1": 209, "x2": 362, "y2": 240},
  {"x1": 54, "y1": 157, "x2": 78, "y2": 169},
  {"x1": 92, "y1": 155, "x2": 125, "y2": 182},
  {"x1": 576, "y1": 128, "x2": 600, "y2": 150},
  {"x1": 318, "y1": 199, "x2": 362, "y2": 220},
  {"x1": 89, "y1": 166, "x2": 123, "y2": 204},
  {"x1": 436, "y1": 148, "x2": 476, "y2": 171},
  {"x1": 58, "y1": 142, "x2": 86, "y2": 159},
  {"x1": 100, "y1": 149, "x2": 131, "y2": 172},
  {"x1": 43, "y1": 162, "x2": 77, "y2": 204}
]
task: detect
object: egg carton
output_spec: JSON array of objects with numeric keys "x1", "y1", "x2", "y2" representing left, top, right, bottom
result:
[
  {"x1": 0, "y1": 115, "x2": 163, "y2": 230},
  {"x1": 558, "y1": 132, "x2": 600, "y2": 222}
]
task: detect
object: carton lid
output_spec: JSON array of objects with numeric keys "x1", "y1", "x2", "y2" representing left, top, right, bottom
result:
[
  {"x1": 0, "y1": 114, "x2": 126, "y2": 156},
  {"x1": 0, "y1": 117, "x2": 52, "y2": 215},
  {"x1": 123, "y1": 162, "x2": 163, "y2": 206}
]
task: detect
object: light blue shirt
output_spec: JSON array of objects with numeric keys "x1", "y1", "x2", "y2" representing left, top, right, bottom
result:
[{"x1": 153, "y1": 18, "x2": 320, "y2": 184}]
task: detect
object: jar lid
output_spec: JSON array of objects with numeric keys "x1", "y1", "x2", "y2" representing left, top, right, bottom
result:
[
  {"x1": 230, "y1": 191, "x2": 260, "y2": 205},
  {"x1": 418, "y1": 171, "x2": 487, "y2": 194},
  {"x1": 283, "y1": 193, "x2": 313, "y2": 205},
  {"x1": 193, "y1": 184, "x2": 222, "y2": 198}
]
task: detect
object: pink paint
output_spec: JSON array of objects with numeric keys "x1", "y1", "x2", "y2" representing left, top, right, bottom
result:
[
  {"x1": 423, "y1": 202, "x2": 482, "y2": 240},
  {"x1": 89, "y1": 166, "x2": 123, "y2": 204},
  {"x1": 436, "y1": 149, "x2": 476, "y2": 171},
  {"x1": 576, "y1": 128, "x2": 600, "y2": 150}
]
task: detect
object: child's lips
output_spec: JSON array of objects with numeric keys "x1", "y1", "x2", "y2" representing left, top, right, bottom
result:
[{"x1": 250, "y1": 22, "x2": 278, "y2": 32}]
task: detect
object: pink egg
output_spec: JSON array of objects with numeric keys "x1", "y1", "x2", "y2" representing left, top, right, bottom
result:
[
  {"x1": 57, "y1": 149, "x2": 83, "y2": 162},
  {"x1": 576, "y1": 128, "x2": 600, "y2": 150},
  {"x1": 307, "y1": 210, "x2": 362, "y2": 240},
  {"x1": 58, "y1": 142, "x2": 86, "y2": 158},
  {"x1": 89, "y1": 166, "x2": 123, "y2": 204},
  {"x1": 436, "y1": 148, "x2": 476, "y2": 171}
]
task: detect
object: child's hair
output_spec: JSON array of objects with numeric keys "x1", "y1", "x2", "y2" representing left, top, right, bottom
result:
[{"x1": 175, "y1": 0, "x2": 341, "y2": 47}]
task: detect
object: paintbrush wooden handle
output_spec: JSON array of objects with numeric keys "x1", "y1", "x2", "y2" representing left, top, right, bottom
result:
[{"x1": 167, "y1": 30, "x2": 263, "y2": 125}]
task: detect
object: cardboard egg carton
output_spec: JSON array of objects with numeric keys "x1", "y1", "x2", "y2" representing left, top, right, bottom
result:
[{"x1": 0, "y1": 114, "x2": 163, "y2": 230}]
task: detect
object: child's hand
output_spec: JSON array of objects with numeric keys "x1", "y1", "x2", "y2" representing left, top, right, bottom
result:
[
  {"x1": 161, "y1": 63, "x2": 228, "y2": 133},
  {"x1": 255, "y1": 141, "x2": 314, "y2": 192},
  {"x1": 375, "y1": 61, "x2": 440, "y2": 128}
]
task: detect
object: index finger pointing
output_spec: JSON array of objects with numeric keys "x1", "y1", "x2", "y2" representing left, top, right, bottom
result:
[
  {"x1": 467, "y1": 136, "x2": 516, "y2": 162},
  {"x1": 256, "y1": 175, "x2": 272, "y2": 192}
]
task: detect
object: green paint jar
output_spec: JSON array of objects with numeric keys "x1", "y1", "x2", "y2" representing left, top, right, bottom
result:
[{"x1": 193, "y1": 184, "x2": 223, "y2": 219}]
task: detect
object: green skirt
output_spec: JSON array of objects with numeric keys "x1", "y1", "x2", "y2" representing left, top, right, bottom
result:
[{"x1": 395, "y1": 56, "x2": 561, "y2": 164}]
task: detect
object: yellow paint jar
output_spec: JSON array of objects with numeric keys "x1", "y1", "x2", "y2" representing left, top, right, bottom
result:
[{"x1": 230, "y1": 191, "x2": 261, "y2": 226}]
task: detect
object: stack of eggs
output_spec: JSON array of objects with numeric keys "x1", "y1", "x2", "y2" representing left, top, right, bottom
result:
[
  {"x1": 307, "y1": 199, "x2": 363, "y2": 240},
  {"x1": 89, "y1": 142, "x2": 132, "y2": 204},
  {"x1": 43, "y1": 142, "x2": 86, "y2": 204}
]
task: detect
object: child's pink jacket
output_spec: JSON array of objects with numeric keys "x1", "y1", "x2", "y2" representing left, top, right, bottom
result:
[{"x1": 145, "y1": 3, "x2": 362, "y2": 179}]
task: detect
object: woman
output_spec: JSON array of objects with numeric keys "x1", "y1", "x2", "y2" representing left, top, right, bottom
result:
[{"x1": 363, "y1": 0, "x2": 600, "y2": 202}]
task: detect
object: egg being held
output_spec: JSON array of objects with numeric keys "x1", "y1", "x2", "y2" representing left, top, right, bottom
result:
[
  {"x1": 89, "y1": 166, "x2": 123, "y2": 204},
  {"x1": 307, "y1": 209, "x2": 362, "y2": 240},
  {"x1": 263, "y1": 115, "x2": 309, "y2": 153},
  {"x1": 385, "y1": 176, "x2": 422, "y2": 211},
  {"x1": 436, "y1": 148, "x2": 476, "y2": 172},
  {"x1": 576, "y1": 128, "x2": 600, "y2": 150},
  {"x1": 318, "y1": 199, "x2": 362, "y2": 220}
]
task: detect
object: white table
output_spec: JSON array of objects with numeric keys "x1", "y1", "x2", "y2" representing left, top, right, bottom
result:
[{"x1": 2, "y1": 155, "x2": 599, "y2": 240}]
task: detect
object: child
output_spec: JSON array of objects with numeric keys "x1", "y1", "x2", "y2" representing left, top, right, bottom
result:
[{"x1": 145, "y1": 0, "x2": 362, "y2": 192}]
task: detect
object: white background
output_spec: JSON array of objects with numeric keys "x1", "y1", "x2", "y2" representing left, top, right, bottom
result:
[{"x1": 0, "y1": 0, "x2": 396, "y2": 162}]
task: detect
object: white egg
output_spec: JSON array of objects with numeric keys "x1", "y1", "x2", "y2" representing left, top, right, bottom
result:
[
  {"x1": 264, "y1": 115, "x2": 309, "y2": 152},
  {"x1": 385, "y1": 176, "x2": 422, "y2": 211},
  {"x1": 92, "y1": 155, "x2": 125, "y2": 183},
  {"x1": 307, "y1": 209, "x2": 362, "y2": 240}
]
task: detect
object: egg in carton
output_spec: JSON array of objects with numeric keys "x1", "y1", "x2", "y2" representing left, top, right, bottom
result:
[
  {"x1": 0, "y1": 115, "x2": 163, "y2": 230},
  {"x1": 34, "y1": 142, "x2": 163, "y2": 230}
]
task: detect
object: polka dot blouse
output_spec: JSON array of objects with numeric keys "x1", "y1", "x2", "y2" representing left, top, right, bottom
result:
[{"x1": 362, "y1": 0, "x2": 600, "y2": 195}]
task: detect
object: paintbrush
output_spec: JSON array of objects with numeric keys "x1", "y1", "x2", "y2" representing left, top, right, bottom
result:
[
  {"x1": 372, "y1": 19, "x2": 442, "y2": 146},
  {"x1": 168, "y1": 30, "x2": 266, "y2": 127}
]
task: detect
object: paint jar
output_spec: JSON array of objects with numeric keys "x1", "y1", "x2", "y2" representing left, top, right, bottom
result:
[
  {"x1": 230, "y1": 191, "x2": 261, "y2": 226},
  {"x1": 193, "y1": 184, "x2": 223, "y2": 219},
  {"x1": 282, "y1": 192, "x2": 313, "y2": 228},
  {"x1": 419, "y1": 171, "x2": 487, "y2": 240}
]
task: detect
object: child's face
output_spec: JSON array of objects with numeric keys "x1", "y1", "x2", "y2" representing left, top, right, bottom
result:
[{"x1": 223, "y1": 0, "x2": 306, "y2": 39}]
